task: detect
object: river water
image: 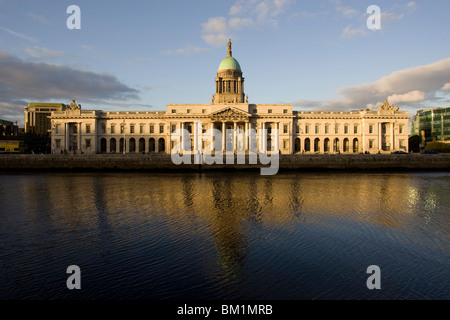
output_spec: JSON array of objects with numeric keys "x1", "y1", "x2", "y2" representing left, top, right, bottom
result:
[{"x1": 0, "y1": 171, "x2": 449, "y2": 300}]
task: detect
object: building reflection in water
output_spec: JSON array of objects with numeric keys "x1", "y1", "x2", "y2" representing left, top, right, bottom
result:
[{"x1": 16, "y1": 171, "x2": 450, "y2": 289}]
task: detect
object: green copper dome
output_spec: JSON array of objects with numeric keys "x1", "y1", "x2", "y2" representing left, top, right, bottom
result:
[{"x1": 218, "y1": 56, "x2": 241, "y2": 72}]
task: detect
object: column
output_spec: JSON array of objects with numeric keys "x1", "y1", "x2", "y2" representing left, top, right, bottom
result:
[
  {"x1": 244, "y1": 122, "x2": 249, "y2": 152},
  {"x1": 261, "y1": 122, "x2": 266, "y2": 152},
  {"x1": 78, "y1": 123, "x2": 82, "y2": 152},
  {"x1": 378, "y1": 123, "x2": 382, "y2": 151},
  {"x1": 361, "y1": 118, "x2": 366, "y2": 154},
  {"x1": 93, "y1": 120, "x2": 97, "y2": 154},
  {"x1": 181, "y1": 122, "x2": 184, "y2": 151},
  {"x1": 274, "y1": 123, "x2": 279, "y2": 152},
  {"x1": 233, "y1": 122, "x2": 237, "y2": 152},
  {"x1": 65, "y1": 123, "x2": 69, "y2": 151},
  {"x1": 210, "y1": 122, "x2": 215, "y2": 151},
  {"x1": 390, "y1": 123, "x2": 395, "y2": 151},
  {"x1": 222, "y1": 122, "x2": 226, "y2": 152},
  {"x1": 194, "y1": 122, "x2": 198, "y2": 153}
]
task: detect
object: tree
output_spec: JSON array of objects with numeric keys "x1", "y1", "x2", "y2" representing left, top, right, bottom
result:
[{"x1": 408, "y1": 135, "x2": 421, "y2": 153}]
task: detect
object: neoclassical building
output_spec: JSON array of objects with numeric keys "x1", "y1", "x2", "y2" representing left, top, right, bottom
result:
[{"x1": 48, "y1": 40, "x2": 410, "y2": 155}]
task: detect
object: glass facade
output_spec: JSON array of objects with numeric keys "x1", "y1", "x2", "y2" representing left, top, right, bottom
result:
[{"x1": 411, "y1": 107, "x2": 450, "y2": 142}]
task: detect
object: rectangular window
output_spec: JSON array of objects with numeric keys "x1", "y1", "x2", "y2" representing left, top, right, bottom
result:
[
  {"x1": 283, "y1": 140, "x2": 288, "y2": 149},
  {"x1": 283, "y1": 124, "x2": 288, "y2": 134},
  {"x1": 172, "y1": 109, "x2": 176, "y2": 113},
  {"x1": 315, "y1": 125, "x2": 319, "y2": 134},
  {"x1": 55, "y1": 125, "x2": 60, "y2": 134},
  {"x1": 354, "y1": 126, "x2": 358, "y2": 134},
  {"x1": 140, "y1": 125, "x2": 144, "y2": 134},
  {"x1": 335, "y1": 125, "x2": 339, "y2": 134},
  {"x1": 399, "y1": 125, "x2": 404, "y2": 134},
  {"x1": 111, "y1": 126, "x2": 115, "y2": 134},
  {"x1": 150, "y1": 125, "x2": 154, "y2": 134},
  {"x1": 55, "y1": 139, "x2": 61, "y2": 148},
  {"x1": 202, "y1": 109, "x2": 206, "y2": 114},
  {"x1": 86, "y1": 125, "x2": 91, "y2": 134},
  {"x1": 369, "y1": 140, "x2": 374, "y2": 149},
  {"x1": 344, "y1": 126, "x2": 349, "y2": 134},
  {"x1": 305, "y1": 125, "x2": 310, "y2": 134},
  {"x1": 202, "y1": 125, "x2": 207, "y2": 134},
  {"x1": 283, "y1": 109, "x2": 288, "y2": 114},
  {"x1": 325, "y1": 125, "x2": 329, "y2": 134},
  {"x1": 369, "y1": 125, "x2": 374, "y2": 134},
  {"x1": 130, "y1": 125, "x2": 135, "y2": 134},
  {"x1": 268, "y1": 109, "x2": 272, "y2": 114},
  {"x1": 160, "y1": 125, "x2": 164, "y2": 134},
  {"x1": 296, "y1": 125, "x2": 300, "y2": 134},
  {"x1": 187, "y1": 109, "x2": 191, "y2": 114},
  {"x1": 86, "y1": 139, "x2": 91, "y2": 148},
  {"x1": 101, "y1": 124, "x2": 106, "y2": 134}
]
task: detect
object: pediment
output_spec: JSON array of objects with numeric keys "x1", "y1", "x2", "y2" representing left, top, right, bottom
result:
[{"x1": 210, "y1": 107, "x2": 250, "y2": 119}]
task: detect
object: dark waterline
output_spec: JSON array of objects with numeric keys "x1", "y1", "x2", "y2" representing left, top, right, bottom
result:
[{"x1": 0, "y1": 171, "x2": 449, "y2": 300}]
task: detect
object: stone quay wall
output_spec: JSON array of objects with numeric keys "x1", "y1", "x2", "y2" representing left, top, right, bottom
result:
[{"x1": 1, "y1": 153, "x2": 450, "y2": 172}]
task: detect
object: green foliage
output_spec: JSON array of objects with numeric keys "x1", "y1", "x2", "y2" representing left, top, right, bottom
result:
[
  {"x1": 409, "y1": 135, "x2": 421, "y2": 153},
  {"x1": 425, "y1": 141, "x2": 450, "y2": 153}
]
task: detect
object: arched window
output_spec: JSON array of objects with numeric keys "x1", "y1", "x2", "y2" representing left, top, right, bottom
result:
[
  {"x1": 110, "y1": 138, "x2": 116, "y2": 153},
  {"x1": 139, "y1": 138, "x2": 145, "y2": 153},
  {"x1": 334, "y1": 138, "x2": 340, "y2": 153},
  {"x1": 129, "y1": 138, "x2": 136, "y2": 153},
  {"x1": 119, "y1": 138, "x2": 124, "y2": 153},
  {"x1": 353, "y1": 138, "x2": 359, "y2": 153},
  {"x1": 158, "y1": 138, "x2": 165, "y2": 152},
  {"x1": 314, "y1": 138, "x2": 320, "y2": 153},
  {"x1": 149, "y1": 138, "x2": 155, "y2": 152},
  {"x1": 343, "y1": 138, "x2": 349, "y2": 152},
  {"x1": 324, "y1": 138, "x2": 330, "y2": 153},
  {"x1": 304, "y1": 138, "x2": 311, "y2": 152}
]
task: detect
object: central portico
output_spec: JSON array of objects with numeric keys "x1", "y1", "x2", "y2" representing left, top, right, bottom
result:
[{"x1": 165, "y1": 39, "x2": 285, "y2": 154}]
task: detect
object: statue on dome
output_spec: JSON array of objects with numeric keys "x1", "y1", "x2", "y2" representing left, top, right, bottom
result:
[{"x1": 227, "y1": 39, "x2": 232, "y2": 57}]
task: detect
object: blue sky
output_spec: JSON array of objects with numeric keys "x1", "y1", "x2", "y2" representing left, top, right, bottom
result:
[{"x1": 1, "y1": 0, "x2": 450, "y2": 126}]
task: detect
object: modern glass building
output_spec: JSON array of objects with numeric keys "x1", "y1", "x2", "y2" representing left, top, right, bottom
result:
[{"x1": 411, "y1": 107, "x2": 450, "y2": 143}]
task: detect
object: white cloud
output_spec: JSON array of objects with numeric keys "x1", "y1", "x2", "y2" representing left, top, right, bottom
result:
[
  {"x1": 201, "y1": 0, "x2": 291, "y2": 46},
  {"x1": 336, "y1": 6, "x2": 358, "y2": 18},
  {"x1": 125, "y1": 57, "x2": 157, "y2": 66},
  {"x1": 388, "y1": 91, "x2": 426, "y2": 104},
  {"x1": 201, "y1": 17, "x2": 230, "y2": 47},
  {"x1": 80, "y1": 45, "x2": 96, "y2": 53},
  {"x1": 441, "y1": 83, "x2": 450, "y2": 91},
  {"x1": 341, "y1": 25, "x2": 366, "y2": 39},
  {"x1": 161, "y1": 44, "x2": 210, "y2": 56},
  {"x1": 25, "y1": 46, "x2": 71, "y2": 61},
  {"x1": 26, "y1": 12, "x2": 50, "y2": 25},
  {"x1": 0, "y1": 26, "x2": 38, "y2": 43},
  {"x1": 293, "y1": 57, "x2": 450, "y2": 111}
]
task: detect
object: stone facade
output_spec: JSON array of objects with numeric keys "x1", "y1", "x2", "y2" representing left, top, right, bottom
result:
[{"x1": 48, "y1": 41, "x2": 410, "y2": 155}]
